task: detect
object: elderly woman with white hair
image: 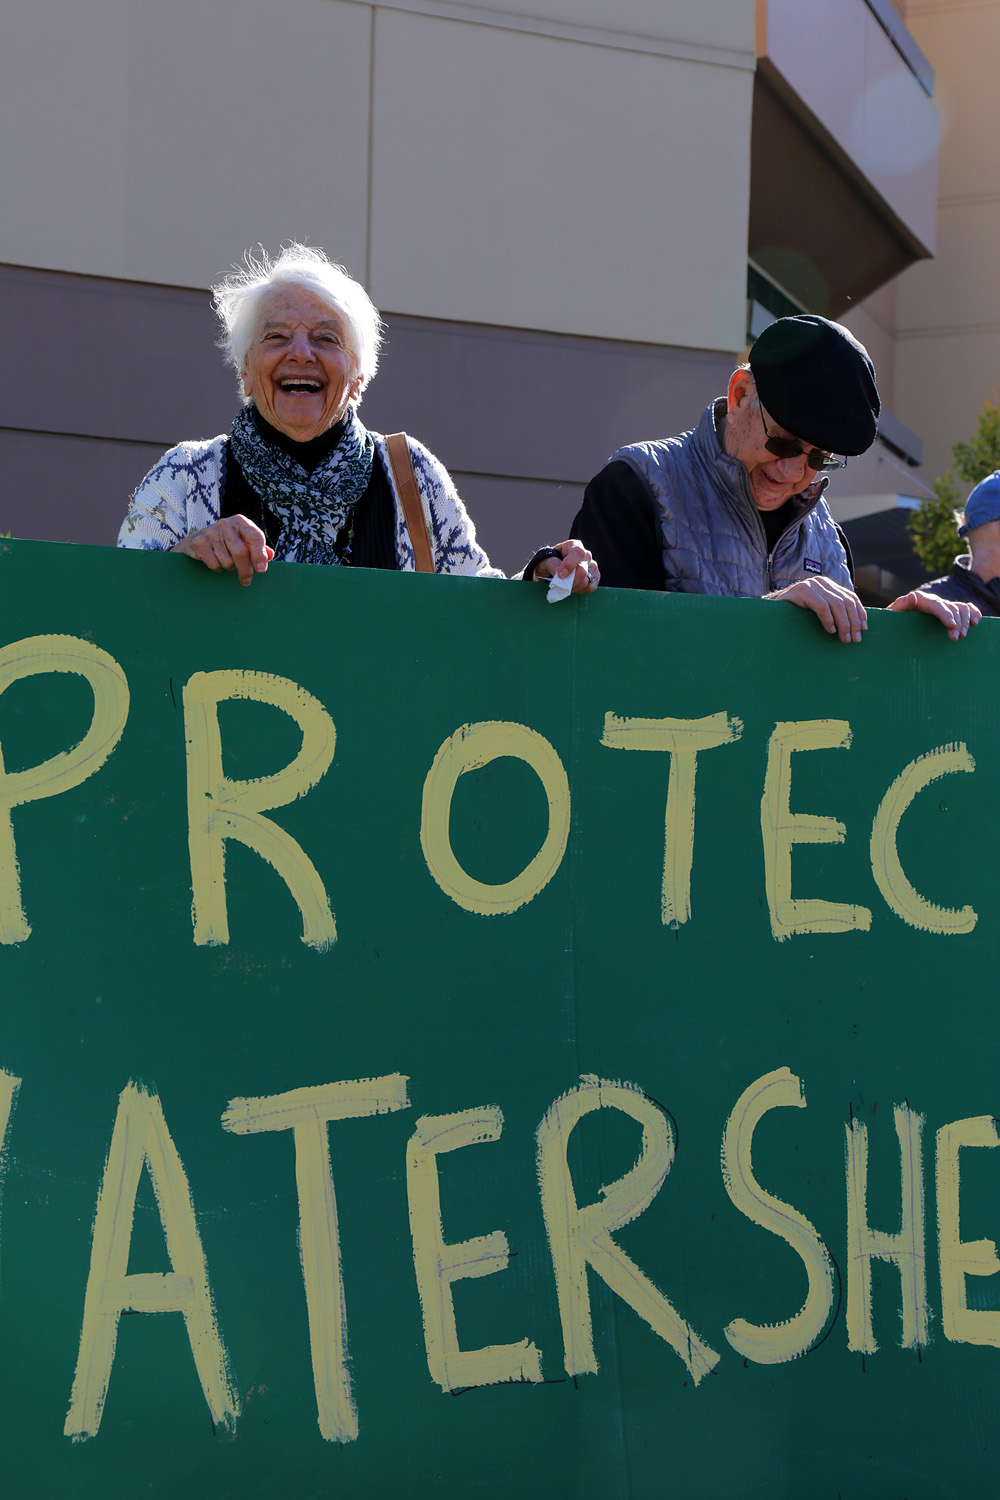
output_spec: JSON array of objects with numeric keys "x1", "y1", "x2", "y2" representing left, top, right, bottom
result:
[{"x1": 119, "y1": 243, "x2": 598, "y2": 590}]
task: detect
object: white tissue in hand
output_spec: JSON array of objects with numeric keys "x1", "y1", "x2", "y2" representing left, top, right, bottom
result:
[{"x1": 546, "y1": 568, "x2": 574, "y2": 604}]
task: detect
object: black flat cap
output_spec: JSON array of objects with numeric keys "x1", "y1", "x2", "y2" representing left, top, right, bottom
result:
[{"x1": 749, "y1": 315, "x2": 880, "y2": 456}]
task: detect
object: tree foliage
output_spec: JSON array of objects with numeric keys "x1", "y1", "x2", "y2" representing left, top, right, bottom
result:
[
  {"x1": 908, "y1": 397, "x2": 1000, "y2": 577},
  {"x1": 908, "y1": 473, "x2": 961, "y2": 580}
]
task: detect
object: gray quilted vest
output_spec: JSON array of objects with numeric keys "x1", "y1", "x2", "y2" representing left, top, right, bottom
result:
[{"x1": 614, "y1": 400, "x2": 852, "y2": 596}]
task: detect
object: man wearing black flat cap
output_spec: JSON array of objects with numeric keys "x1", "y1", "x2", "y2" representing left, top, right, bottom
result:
[{"x1": 573, "y1": 315, "x2": 978, "y2": 641}]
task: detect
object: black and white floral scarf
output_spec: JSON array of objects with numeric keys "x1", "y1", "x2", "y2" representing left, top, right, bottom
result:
[{"x1": 229, "y1": 403, "x2": 376, "y2": 565}]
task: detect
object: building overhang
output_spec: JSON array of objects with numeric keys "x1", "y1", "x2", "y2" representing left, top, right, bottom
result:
[{"x1": 751, "y1": 0, "x2": 939, "y2": 316}]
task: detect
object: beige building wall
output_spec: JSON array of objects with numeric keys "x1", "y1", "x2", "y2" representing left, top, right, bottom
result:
[
  {"x1": 0, "y1": 0, "x2": 373, "y2": 288},
  {"x1": 369, "y1": 10, "x2": 752, "y2": 348},
  {"x1": 841, "y1": 279, "x2": 898, "y2": 415},
  {"x1": 0, "y1": 0, "x2": 755, "y2": 353},
  {"x1": 890, "y1": 0, "x2": 1000, "y2": 489},
  {"x1": 449, "y1": 0, "x2": 751, "y2": 45}
]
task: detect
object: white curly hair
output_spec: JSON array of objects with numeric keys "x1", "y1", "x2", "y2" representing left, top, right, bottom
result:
[{"x1": 212, "y1": 243, "x2": 383, "y2": 402}]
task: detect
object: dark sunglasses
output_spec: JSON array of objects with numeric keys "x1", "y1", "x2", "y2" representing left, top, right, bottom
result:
[{"x1": 760, "y1": 409, "x2": 846, "y2": 473}]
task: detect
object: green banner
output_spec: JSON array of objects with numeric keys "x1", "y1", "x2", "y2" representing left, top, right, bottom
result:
[{"x1": 0, "y1": 537, "x2": 995, "y2": 1498}]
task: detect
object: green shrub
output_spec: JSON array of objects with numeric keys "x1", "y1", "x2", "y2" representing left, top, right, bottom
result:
[{"x1": 907, "y1": 473, "x2": 962, "y2": 579}]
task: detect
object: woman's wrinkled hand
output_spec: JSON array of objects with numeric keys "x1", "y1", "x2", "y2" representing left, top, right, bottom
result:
[
  {"x1": 170, "y1": 516, "x2": 275, "y2": 586},
  {"x1": 532, "y1": 540, "x2": 600, "y2": 594}
]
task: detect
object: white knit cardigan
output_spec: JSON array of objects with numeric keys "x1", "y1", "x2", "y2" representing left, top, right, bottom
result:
[{"x1": 118, "y1": 432, "x2": 505, "y2": 578}]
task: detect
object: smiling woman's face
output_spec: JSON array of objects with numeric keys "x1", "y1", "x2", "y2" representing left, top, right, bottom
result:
[{"x1": 241, "y1": 285, "x2": 362, "y2": 442}]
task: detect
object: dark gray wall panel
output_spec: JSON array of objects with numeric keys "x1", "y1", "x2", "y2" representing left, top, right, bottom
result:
[
  {"x1": 0, "y1": 431, "x2": 164, "y2": 545},
  {"x1": 449, "y1": 473, "x2": 585, "y2": 578},
  {"x1": 363, "y1": 316, "x2": 734, "y2": 484},
  {"x1": 1, "y1": 264, "x2": 240, "y2": 445}
]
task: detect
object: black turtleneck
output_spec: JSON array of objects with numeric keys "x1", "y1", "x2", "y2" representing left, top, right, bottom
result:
[
  {"x1": 760, "y1": 500, "x2": 796, "y2": 553},
  {"x1": 220, "y1": 408, "x2": 398, "y2": 569},
  {"x1": 251, "y1": 408, "x2": 347, "y2": 473}
]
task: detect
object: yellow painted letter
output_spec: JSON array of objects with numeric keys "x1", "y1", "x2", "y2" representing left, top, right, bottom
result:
[
  {"x1": 600, "y1": 711, "x2": 742, "y2": 926},
  {"x1": 184, "y1": 669, "x2": 336, "y2": 948},
  {"x1": 760, "y1": 720, "x2": 872, "y2": 941},
  {"x1": 222, "y1": 1074, "x2": 410, "y2": 1442},
  {"x1": 407, "y1": 1107, "x2": 542, "y2": 1390},
  {"x1": 722, "y1": 1067, "x2": 835, "y2": 1362},
  {"x1": 536, "y1": 1075, "x2": 719, "y2": 1384},
  {"x1": 845, "y1": 1105, "x2": 927, "y2": 1354},
  {"x1": 0, "y1": 1069, "x2": 21, "y2": 1282},
  {"x1": 65, "y1": 1084, "x2": 239, "y2": 1441},
  {"x1": 870, "y1": 743, "x2": 976, "y2": 934},
  {"x1": 0, "y1": 635, "x2": 129, "y2": 943},
  {"x1": 420, "y1": 721, "x2": 570, "y2": 914},
  {"x1": 936, "y1": 1115, "x2": 1000, "y2": 1346}
]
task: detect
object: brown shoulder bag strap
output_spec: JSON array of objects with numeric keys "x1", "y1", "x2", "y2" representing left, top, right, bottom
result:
[{"x1": 384, "y1": 432, "x2": 435, "y2": 574}]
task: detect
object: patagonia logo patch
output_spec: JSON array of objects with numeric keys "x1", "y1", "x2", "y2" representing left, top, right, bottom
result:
[{"x1": 803, "y1": 557, "x2": 822, "y2": 574}]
